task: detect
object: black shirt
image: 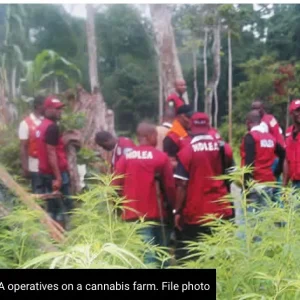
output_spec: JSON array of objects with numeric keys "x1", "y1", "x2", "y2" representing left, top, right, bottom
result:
[
  {"x1": 45, "y1": 123, "x2": 59, "y2": 146},
  {"x1": 163, "y1": 136, "x2": 179, "y2": 157}
]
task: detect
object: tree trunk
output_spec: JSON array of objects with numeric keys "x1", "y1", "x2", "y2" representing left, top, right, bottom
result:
[
  {"x1": 213, "y1": 85, "x2": 218, "y2": 128},
  {"x1": 150, "y1": 4, "x2": 188, "y2": 104},
  {"x1": 0, "y1": 80, "x2": 9, "y2": 126},
  {"x1": 203, "y1": 27, "x2": 208, "y2": 114},
  {"x1": 63, "y1": 5, "x2": 116, "y2": 194},
  {"x1": 286, "y1": 95, "x2": 290, "y2": 132},
  {"x1": 11, "y1": 66, "x2": 16, "y2": 100},
  {"x1": 228, "y1": 29, "x2": 233, "y2": 144},
  {"x1": 193, "y1": 48, "x2": 198, "y2": 111},
  {"x1": 205, "y1": 22, "x2": 221, "y2": 125},
  {"x1": 54, "y1": 78, "x2": 59, "y2": 94},
  {"x1": 153, "y1": 29, "x2": 164, "y2": 123},
  {"x1": 86, "y1": 4, "x2": 99, "y2": 93}
]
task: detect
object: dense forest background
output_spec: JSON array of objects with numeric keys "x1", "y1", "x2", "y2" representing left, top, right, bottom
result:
[{"x1": 0, "y1": 4, "x2": 300, "y2": 147}]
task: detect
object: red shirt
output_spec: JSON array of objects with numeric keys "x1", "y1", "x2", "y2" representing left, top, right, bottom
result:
[
  {"x1": 261, "y1": 114, "x2": 285, "y2": 146},
  {"x1": 285, "y1": 127, "x2": 300, "y2": 181},
  {"x1": 113, "y1": 145, "x2": 176, "y2": 222},
  {"x1": 166, "y1": 93, "x2": 185, "y2": 112},
  {"x1": 111, "y1": 137, "x2": 135, "y2": 170},
  {"x1": 36, "y1": 118, "x2": 68, "y2": 175},
  {"x1": 285, "y1": 125, "x2": 293, "y2": 139},
  {"x1": 240, "y1": 127, "x2": 276, "y2": 182},
  {"x1": 175, "y1": 134, "x2": 233, "y2": 225}
]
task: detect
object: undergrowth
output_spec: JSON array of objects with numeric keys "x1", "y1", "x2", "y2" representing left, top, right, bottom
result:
[{"x1": 1, "y1": 166, "x2": 300, "y2": 299}]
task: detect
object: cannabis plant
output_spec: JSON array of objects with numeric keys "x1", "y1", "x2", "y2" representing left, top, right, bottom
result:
[{"x1": 178, "y1": 166, "x2": 300, "y2": 299}]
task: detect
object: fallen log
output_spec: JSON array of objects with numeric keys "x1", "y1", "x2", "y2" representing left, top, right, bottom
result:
[{"x1": 0, "y1": 165, "x2": 65, "y2": 242}]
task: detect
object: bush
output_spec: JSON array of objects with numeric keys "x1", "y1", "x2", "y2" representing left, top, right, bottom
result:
[
  {"x1": 177, "y1": 167, "x2": 300, "y2": 299},
  {"x1": 0, "y1": 172, "x2": 170, "y2": 269}
]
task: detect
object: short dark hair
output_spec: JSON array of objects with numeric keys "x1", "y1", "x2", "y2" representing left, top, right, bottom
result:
[
  {"x1": 95, "y1": 131, "x2": 113, "y2": 145},
  {"x1": 33, "y1": 95, "x2": 45, "y2": 109}
]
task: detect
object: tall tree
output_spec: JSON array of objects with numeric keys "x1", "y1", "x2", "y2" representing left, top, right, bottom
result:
[{"x1": 150, "y1": 3, "x2": 189, "y2": 117}]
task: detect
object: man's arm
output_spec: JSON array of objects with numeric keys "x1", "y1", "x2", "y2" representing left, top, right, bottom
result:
[
  {"x1": 163, "y1": 136, "x2": 179, "y2": 169},
  {"x1": 274, "y1": 142, "x2": 286, "y2": 177},
  {"x1": 161, "y1": 156, "x2": 176, "y2": 209},
  {"x1": 45, "y1": 124, "x2": 62, "y2": 190},
  {"x1": 112, "y1": 156, "x2": 126, "y2": 197},
  {"x1": 243, "y1": 133, "x2": 256, "y2": 186},
  {"x1": 18, "y1": 121, "x2": 29, "y2": 177},
  {"x1": 283, "y1": 158, "x2": 290, "y2": 186},
  {"x1": 173, "y1": 161, "x2": 189, "y2": 231}
]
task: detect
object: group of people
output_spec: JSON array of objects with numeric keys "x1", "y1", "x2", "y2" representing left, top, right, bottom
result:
[{"x1": 18, "y1": 79, "x2": 300, "y2": 266}]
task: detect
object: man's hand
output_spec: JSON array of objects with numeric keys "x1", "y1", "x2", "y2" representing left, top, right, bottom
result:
[
  {"x1": 52, "y1": 179, "x2": 62, "y2": 191},
  {"x1": 174, "y1": 214, "x2": 182, "y2": 231}
]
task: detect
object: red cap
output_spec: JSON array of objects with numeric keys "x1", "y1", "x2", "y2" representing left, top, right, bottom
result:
[
  {"x1": 44, "y1": 96, "x2": 65, "y2": 109},
  {"x1": 191, "y1": 112, "x2": 209, "y2": 134},
  {"x1": 289, "y1": 99, "x2": 300, "y2": 114}
]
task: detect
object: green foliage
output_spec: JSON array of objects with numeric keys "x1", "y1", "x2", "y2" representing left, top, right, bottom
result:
[
  {"x1": 175, "y1": 167, "x2": 300, "y2": 299},
  {"x1": 0, "y1": 173, "x2": 171, "y2": 269},
  {"x1": 59, "y1": 111, "x2": 86, "y2": 132},
  {"x1": 76, "y1": 147, "x2": 99, "y2": 166}
]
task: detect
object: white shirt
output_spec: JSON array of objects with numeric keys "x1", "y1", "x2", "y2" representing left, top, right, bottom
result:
[{"x1": 18, "y1": 113, "x2": 43, "y2": 172}]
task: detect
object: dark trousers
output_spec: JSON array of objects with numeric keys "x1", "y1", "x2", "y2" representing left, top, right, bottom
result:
[
  {"x1": 137, "y1": 223, "x2": 172, "y2": 268},
  {"x1": 175, "y1": 224, "x2": 213, "y2": 262},
  {"x1": 29, "y1": 172, "x2": 43, "y2": 194},
  {"x1": 40, "y1": 171, "x2": 73, "y2": 227}
]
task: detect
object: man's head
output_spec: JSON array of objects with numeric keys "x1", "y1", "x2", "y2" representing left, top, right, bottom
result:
[
  {"x1": 289, "y1": 99, "x2": 300, "y2": 125},
  {"x1": 246, "y1": 110, "x2": 262, "y2": 131},
  {"x1": 95, "y1": 131, "x2": 117, "y2": 151},
  {"x1": 136, "y1": 121, "x2": 157, "y2": 147},
  {"x1": 176, "y1": 104, "x2": 193, "y2": 130},
  {"x1": 33, "y1": 95, "x2": 45, "y2": 116},
  {"x1": 251, "y1": 100, "x2": 265, "y2": 117},
  {"x1": 43, "y1": 95, "x2": 65, "y2": 121},
  {"x1": 175, "y1": 79, "x2": 187, "y2": 95},
  {"x1": 190, "y1": 112, "x2": 210, "y2": 135}
]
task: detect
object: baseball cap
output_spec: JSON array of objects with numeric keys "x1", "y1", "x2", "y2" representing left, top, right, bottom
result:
[
  {"x1": 289, "y1": 99, "x2": 300, "y2": 113},
  {"x1": 191, "y1": 112, "x2": 209, "y2": 134},
  {"x1": 176, "y1": 104, "x2": 194, "y2": 117},
  {"x1": 44, "y1": 96, "x2": 65, "y2": 109}
]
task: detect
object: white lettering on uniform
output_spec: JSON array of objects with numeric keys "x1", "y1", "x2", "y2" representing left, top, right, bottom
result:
[
  {"x1": 125, "y1": 150, "x2": 153, "y2": 160},
  {"x1": 192, "y1": 142, "x2": 219, "y2": 152},
  {"x1": 260, "y1": 139, "x2": 274, "y2": 148}
]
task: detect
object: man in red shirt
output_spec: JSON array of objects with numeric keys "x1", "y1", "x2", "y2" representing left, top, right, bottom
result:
[
  {"x1": 18, "y1": 95, "x2": 45, "y2": 193},
  {"x1": 36, "y1": 95, "x2": 71, "y2": 228},
  {"x1": 251, "y1": 100, "x2": 285, "y2": 146},
  {"x1": 95, "y1": 131, "x2": 136, "y2": 171},
  {"x1": 173, "y1": 112, "x2": 234, "y2": 260},
  {"x1": 283, "y1": 99, "x2": 300, "y2": 189},
  {"x1": 240, "y1": 110, "x2": 285, "y2": 211},
  {"x1": 163, "y1": 104, "x2": 193, "y2": 169},
  {"x1": 166, "y1": 79, "x2": 187, "y2": 114},
  {"x1": 113, "y1": 122, "x2": 176, "y2": 266}
]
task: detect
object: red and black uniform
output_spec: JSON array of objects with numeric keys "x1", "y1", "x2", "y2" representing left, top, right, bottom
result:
[
  {"x1": 174, "y1": 133, "x2": 233, "y2": 259},
  {"x1": 261, "y1": 114, "x2": 285, "y2": 147},
  {"x1": 111, "y1": 137, "x2": 135, "y2": 170},
  {"x1": 114, "y1": 145, "x2": 175, "y2": 222},
  {"x1": 175, "y1": 134, "x2": 234, "y2": 225},
  {"x1": 36, "y1": 118, "x2": 71, "y2": 222},
  {"x1": 37, "y1": 118, "x2": 68, "y2": 175},
  {"x1": 166, "y1": 93, "x2": 185, "y2": 113},
  {"x1": 240, "y1": 125, "x2": 285, "y2": 186},
  {"x1": 285, "y1": 126, "x2": 300, "y2": 182}
]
